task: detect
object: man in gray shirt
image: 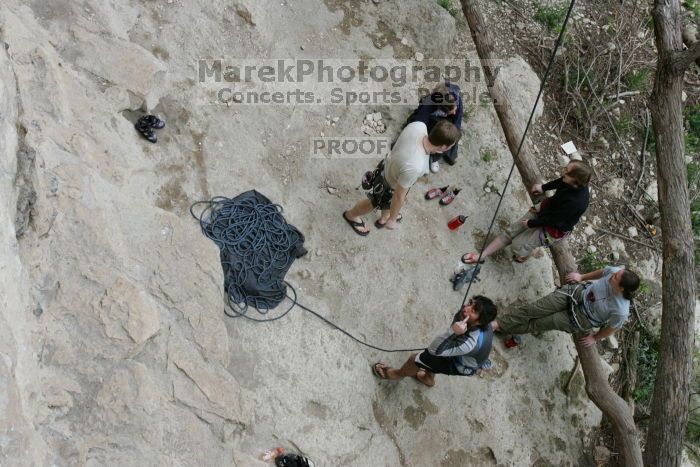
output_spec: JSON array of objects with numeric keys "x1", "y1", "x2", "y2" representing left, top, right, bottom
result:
[
  {"x1": 493, "y1": 266, "x2": 641, "y2": 347},
  {"x1": 342, "y1": 120, "x2": 460, "y2": 236}
]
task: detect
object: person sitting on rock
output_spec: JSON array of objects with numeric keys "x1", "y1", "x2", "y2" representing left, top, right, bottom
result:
[
  {"x1": 461, "y1": 160, "x2": 592, "y2": 264},
  {"x1": 343, "y1": 120, "x2": 460, "y2": 235},
  {"x1": 371, "y1": 296, "x2": 497, "y2": 387},
  {"x1": 404, "y1": 81, "x2": 463, "y2": 171},
  {"x1": 493, "y1": 266, "x2": 640, "y2": 347}
]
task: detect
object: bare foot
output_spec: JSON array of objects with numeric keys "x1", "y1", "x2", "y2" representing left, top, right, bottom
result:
[
  {"x1": 461, "y1": 252, "x2": 477, "y2": 264},
  {"x1": 414, "y1": 369, "x2": 435, "y2": 387}
]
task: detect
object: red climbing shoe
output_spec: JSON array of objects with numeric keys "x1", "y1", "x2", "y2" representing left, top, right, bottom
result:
[
  {"x1": 425, "y1": 185, "x2": 449, "y2": 200},
  {"x1": 439, "y1": 188, "x2": 461, "y2": 206}
]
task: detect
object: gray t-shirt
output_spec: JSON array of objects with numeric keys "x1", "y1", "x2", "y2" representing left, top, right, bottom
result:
[
  {"x1": 383, "y1": 122, "x2": 429, "y2": 189},
  {"x1": 582, "y1": 266, "x2": 630, "y2": 328}
]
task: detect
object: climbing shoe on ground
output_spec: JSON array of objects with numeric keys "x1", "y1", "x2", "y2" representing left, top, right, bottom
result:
[
  {"x1": 141, "y1": 114, "x2": 166, "y2": 129},
  {"x1": 439, "y1": 188, "x2": 461, "y2": 206},
  {"x1": 135, "y1": 120, "x2": 157, "y2": 143},
  {"x1": 425, "y1": 185, "x2": 449, "y2": 200},
  {"x1": 451, "y1": 263, "x2": 481, "y2": 291}
]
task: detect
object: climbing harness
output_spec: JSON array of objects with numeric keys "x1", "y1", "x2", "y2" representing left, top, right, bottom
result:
[{"x1": 555, "y1": 283, "x2": 587, "y2": 331}]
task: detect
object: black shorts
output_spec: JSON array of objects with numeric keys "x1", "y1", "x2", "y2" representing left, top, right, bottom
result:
[
  {"x1": 365, "y1": 164, "x2": 394, "y2": 210},
  {"x1": 414, "y1": 350, "x2": 461, "y2": 376}
]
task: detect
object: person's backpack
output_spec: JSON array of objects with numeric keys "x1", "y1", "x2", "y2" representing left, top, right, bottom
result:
[{"x1": 275, "y1": 453, "x2": 315, "y2": 467}]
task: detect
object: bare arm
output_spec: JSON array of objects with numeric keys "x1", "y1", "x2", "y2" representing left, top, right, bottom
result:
[
  {"x1": 579, "y1": 326, "x2": 618, "y2": 348},
  {"x1": 566, "y1": 267, "x2": 606, "y2": 283}
]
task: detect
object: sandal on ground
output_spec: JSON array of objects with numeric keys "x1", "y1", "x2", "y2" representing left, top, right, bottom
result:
[
  {"x1": 135, "y1": 120, "x2": 157, "y2": 143},
  {"x1": 141, "y1": 114, "x2": 166, "y2": 129},
  {"x1": 374, "y1": 214, "x2": 403, "y2": 229},
  {"x1": 461, "y1": 252, "x2": 485, "y2": 265},
  {"x1": 372, "y1": 362, "x2": 389, "y2": 380},
  {"x1": 343, "y1": 211, "x2": 369, "y2": 236}
]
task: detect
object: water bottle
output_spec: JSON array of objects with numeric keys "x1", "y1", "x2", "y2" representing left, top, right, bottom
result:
[
  {"x1": 448, "y1": 215, "x2": 467, "y2": 230},
  {"x1": 504, "y1": 335, "x2": 522, "y2": 348}
]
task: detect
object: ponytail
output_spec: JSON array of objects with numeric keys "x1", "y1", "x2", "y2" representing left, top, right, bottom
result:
[{"x1": 620, "y1": 270, "x2": 641, "y2": 300}]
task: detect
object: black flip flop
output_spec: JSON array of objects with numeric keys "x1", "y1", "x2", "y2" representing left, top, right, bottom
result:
[
  {"x1": 343, "y1": 211, "x2": 369, "y2": 236},
  {"x1": 461, "y1": 253, "x2": 485, "y2": 265},
  {"x1": 374, "y1": 214, "x2": 403, "y2": 229}
]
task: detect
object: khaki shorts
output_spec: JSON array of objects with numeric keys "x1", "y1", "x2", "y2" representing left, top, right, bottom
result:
[{"x1": 498, "y1": 210, "x2": 569, "y2": 258}]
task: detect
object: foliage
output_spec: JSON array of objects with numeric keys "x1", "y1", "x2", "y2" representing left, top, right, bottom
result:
[
  {"x1": 614, "y1": 111, "x2": 634, "y2": 137},
  {"x1": 482, "y1": 148, "x2": 495, "y2": 163},
  {"x1": 633, "y1": 330, "x2": 660, "y2": 406},
  {"x1": 686, "y1": 345, "x2": 700, "y2": 450},
  {"x1": 684, "y1": 103, "x2": 700, "y2": 155},
  {"x1": 624, "y1": 69, "x2": 649, "y2": 92},
  {"x1": 683, "y1": 0, "x2": 700, "y2": 19},
  {"x1": 437, "y1": 0, "x2": 459, "y2": 17},
  {"x1": 690, "y1": 162, "x2": 700, "y2": 236},
  {"x1": 637, "y1": 279, "x2": 651, "y2": 296},
  {"x1": 579, "y1": 252, "x2": 605, "y2": 273},
  {"x1": 463, "y1": 103, "x2": 475, "y2": 122},
  {"x1": 534, "y1": 1, "x2": 567, "y2": 32}
]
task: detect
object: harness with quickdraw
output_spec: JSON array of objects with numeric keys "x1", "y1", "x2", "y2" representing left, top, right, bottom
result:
[
  {"x1": 554, "y1": 283, "x2": 590, "y2": 332},
  {"x1": 361, "y1": 159, "x2": 385, "y2": 191},
  {"x1": 361, "y1": 159, "x2": 396, "y2": 209}
]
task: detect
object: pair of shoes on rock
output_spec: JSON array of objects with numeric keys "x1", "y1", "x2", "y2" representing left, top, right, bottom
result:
[
  {"x1": 424, "y1": 186, "x2": 461, "y2": 205},
  {"x1": 451, "y1": 263, "x2": 481, "y2": 291},
  {"x1": 135, "y1": 114, "x2": 166, "y2": 143}
]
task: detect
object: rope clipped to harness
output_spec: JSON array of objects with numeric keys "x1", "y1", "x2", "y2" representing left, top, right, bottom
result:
[{"x1": 190, "y1": 191, "x2": 307, "y2": 320}]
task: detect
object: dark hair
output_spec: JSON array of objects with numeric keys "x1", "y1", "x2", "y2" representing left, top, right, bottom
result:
[
  {"x1": 428, "y1": 120, "x2": 461, "y2": 147},
  {"x1": 471, "y1": 295, "x2": 498, "y2": 330},
  {"x1": 427, "y1": 83, "x2": 458, "y2": 113},
  {"x1": 567, "y1": 160, "x2": 593, "y2": 187},
  {"x1": 620, "y1": 270, "x2": 641, "y2": 300}
]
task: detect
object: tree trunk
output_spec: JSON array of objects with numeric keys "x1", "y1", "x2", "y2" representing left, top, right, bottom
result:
[
  {"x1": 644, "y1": 1, "x2": 697, "y2": 466},
  {"x1": 458, "y1": 1, "x2": 644, "y2": 465}
]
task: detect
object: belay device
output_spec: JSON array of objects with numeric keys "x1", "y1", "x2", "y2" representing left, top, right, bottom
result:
[{"x1": 191, "y1": 190, "x2": 307, "y2": 318}]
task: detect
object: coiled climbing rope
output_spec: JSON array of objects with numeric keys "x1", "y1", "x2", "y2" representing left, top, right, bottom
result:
[{"x1": 190, "y1": 194, "x2": 304, "y2": 321}]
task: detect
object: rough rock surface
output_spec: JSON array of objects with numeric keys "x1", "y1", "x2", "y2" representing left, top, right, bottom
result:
[{"x1": 0, "y1": 1, "x2": 602, "y2": 465}]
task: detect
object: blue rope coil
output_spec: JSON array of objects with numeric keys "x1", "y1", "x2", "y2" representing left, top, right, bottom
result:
[{"x1": 190, "y1": 195, "x2": 303, "y2": 320}]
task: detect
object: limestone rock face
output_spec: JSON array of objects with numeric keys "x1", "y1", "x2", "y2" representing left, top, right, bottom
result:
[
  {"x1": 494, "y1": 56, "x2": 545, "y2": 131},
  {"x1": 0, "y1": 0, "x2": 602, "y2": 465}
]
